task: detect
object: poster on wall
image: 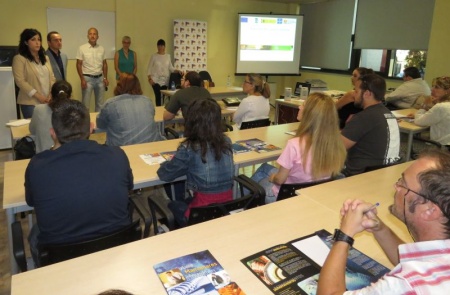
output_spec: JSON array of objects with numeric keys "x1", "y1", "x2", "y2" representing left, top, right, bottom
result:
[{"x1": 173, "y1": 19, "x2": 207, "y2": 72}]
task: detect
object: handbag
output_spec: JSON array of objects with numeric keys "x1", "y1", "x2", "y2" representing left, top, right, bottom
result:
[{"x1": 14, "y1": 136, "x2": 36, "y2": 160}]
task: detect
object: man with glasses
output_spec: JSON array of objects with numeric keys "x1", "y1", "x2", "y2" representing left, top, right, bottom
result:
[
  {"x1": 163, "y1": 71, "x2": 211, "y2": 120},
  {"x1": 341, "y1": 73, "x2": 400, "y2": 176},
  {"x1": 317, "y1": 149, "x2": 450, "y2": 294},
  {"x1": 385, "y1": 67, "x2": 431, "y2": 109}
]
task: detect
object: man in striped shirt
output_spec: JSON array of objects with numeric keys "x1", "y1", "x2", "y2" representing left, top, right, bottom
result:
[{"x1": 318, "y1": 149, "x2": 450, "y2": 294}]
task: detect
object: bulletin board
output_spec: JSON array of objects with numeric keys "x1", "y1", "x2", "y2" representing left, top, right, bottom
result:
[
  {"x1": 47, "y1": 7, "x2": 116, "y2": 59},
  {"x1": 173, "y1": 19, "x2": 207, "y2": 72}
]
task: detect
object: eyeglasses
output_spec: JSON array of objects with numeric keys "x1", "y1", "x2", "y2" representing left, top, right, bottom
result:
[
  {"x1": 394, "y1": 178, "x2": 427, "y2": 199},
  {"x1": 395, "y1": 177, "x2": 450, "y2": 219}
]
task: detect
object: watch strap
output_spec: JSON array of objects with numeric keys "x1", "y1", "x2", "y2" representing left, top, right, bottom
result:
[{"x1": 333, "y1": 229, "x2": 354, "y2": 247}]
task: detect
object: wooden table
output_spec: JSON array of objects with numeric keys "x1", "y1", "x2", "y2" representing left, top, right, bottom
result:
[
  {"x1": 8, "y1": 107, "x2": 234, "y2": 142},
  {"x1": 392, "y1": 109, "x2": 429, "y2": 161},
  {"x1": 274, "y1": 98, "x2": 303, "y2": 124},
  {"x1": 10, "y1": 163, "x2": 410, "y2": 295},
  {"x1": 8, "y1": 113, "x2": 102, "y2": 142},
  {"x1": 300, "y1": 162, "x2": 414, "y2": 247},
  {"x1": 161, "y1": 86, "x2": 246, "y2": 103},
  {"x1": 3, "y1": 122, "x2": 299, "y2": 273}
]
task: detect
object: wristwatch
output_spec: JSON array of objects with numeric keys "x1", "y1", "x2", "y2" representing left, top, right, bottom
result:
[{"x1": 333, "y1": 229, "x2": 354, "y2": 247}]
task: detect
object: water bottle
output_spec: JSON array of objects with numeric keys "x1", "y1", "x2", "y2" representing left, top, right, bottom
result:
[
  {"x1": 170, "y1": 81, "x2": 175, "y2": 90},
  {"x1": 226, "y1": 75, "x2": 231, "y2": 87}
]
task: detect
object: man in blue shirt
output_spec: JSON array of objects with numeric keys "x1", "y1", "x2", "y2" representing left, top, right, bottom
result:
[{"x1": 25, "y1": 100, "x2": 133, "y2": 266}]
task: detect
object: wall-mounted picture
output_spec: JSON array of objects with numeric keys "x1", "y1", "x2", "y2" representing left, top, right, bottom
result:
[{"x1": 0, "y1": 46, "x2": 18, "y2": 67}]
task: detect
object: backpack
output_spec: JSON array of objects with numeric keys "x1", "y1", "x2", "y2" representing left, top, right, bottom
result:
[{"x1": 14, "y1": 136, "x2": 36, "y2": 160}]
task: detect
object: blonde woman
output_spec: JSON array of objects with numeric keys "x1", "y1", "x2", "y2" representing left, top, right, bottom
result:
[
  {"x1": 233, "y1": 73, "x2": 271, "y2": 129},
  {"x1": 114, "y1": 36, "x2": 137, "y2": 80},
  {"x1": 252, "y1": 93, "x2": 347, "y2": 203},
  {"x1": 413, "y1": 76, "x2": 450, "y2": 146}
]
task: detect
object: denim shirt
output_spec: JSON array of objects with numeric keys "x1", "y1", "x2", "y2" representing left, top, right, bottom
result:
[
  {"x1": 96, "y1": 94, "x2": 165, "y2": 146},
  {"x1": 157, "y1": 137, "x2": 234, "y2": 193}
]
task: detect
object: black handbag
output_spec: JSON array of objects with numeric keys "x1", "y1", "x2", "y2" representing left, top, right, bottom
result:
[{"x1": 14, "y1": 136, "x2": 36, "y2": 160}]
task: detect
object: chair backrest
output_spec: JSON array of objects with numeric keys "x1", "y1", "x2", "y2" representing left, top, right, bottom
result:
[
  {"x1": 199, "y1": 71, "x2": 213, "y2": 82},
  {"x1": 169, "y1": 72, "x2": 182, "y2": 89},
  {"x1": 240, "y1": 118, "x2": 271, "y2": 130},
  {"x1": 38, "y1": 220, "x2": 142, "y2": 266},
  {"x1": 411, "y1": 137, "x2": 442, "y2": 160},
  {"x1": 187, "y1": 175, "x2": 265, "y2": 226},
  {"x1": 364, "y1": 157, "x2": 404, "y2": 172},
  {"x1": 277, "y1": 178, "x2": 335, "y2": 201},
  {"x1": 187, "y1": 195, "x2": 254, "y2": 226}
]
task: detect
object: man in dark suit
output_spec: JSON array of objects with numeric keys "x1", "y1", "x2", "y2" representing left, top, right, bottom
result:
[{"x1": 46, "y1": 31, "x2": 67, "y2": 81}]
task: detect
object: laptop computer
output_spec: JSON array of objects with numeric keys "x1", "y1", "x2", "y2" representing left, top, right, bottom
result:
[{"x1": 294, "y1": 82, "x2": 312, "y2": 97}]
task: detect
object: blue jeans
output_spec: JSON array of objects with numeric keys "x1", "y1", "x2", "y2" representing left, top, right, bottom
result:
[
  {"x1": 20, "y1": 105, "x2": 35, "y2": 119},
  {"x1": 82, "y1": 75, "x2": 105, "y2": 112},
  {"x1": 251, "y1": 163, "x2": 278, "y2": 204}
]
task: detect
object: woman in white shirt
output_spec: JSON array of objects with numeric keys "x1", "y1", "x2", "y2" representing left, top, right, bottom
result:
[
  {"x1": 233, "y1": 73, "x2": 271, "y2": 129},
  {"x1": 414, "y1": 76, "x2": 450, "y2": 146},
  {"x1": 146, "y1": 39, "x2": 181, "y2": 106}
]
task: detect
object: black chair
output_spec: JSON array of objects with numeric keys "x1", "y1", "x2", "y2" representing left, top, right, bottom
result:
[
  {"x1": 168, "y1": 72, "x2": 183, "y2": 89},
  {"x1": 364, "y1": 157, "x2": 404, "y2": 172},
  {"x1": 411, "y1": 136, "x2": 442, "y2": 160},
  {"x1": 240, "y1": 118, "x2": 271, "y2": 130},
  {"x1": 146, "y1": 174, "x2": 265, "y2": 234},
  {"x1": 199, "y1": 71, "x2": 215, "y2": 87},
  {"x1": 12, "y1": 219, "x2": 142, "y2": 272},
  {"x1": 277, "y1": 178, "x2": 336, "y2": 201},
  {"x1": 164, "y1": 123, "x2": 233, "y2": 139}
]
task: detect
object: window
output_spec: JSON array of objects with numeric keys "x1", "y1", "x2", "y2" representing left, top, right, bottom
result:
[
  {"x1": 359, "y1": 49, "x2": 427, "y2": 78},
  {"x1": 300, "y1": 0, "x2": 434, "y2": 79}
]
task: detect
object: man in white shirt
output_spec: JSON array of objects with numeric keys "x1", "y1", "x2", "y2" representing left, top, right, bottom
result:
[
  {"x1": 76, "y1": 27, "x2": 109, "y2": 111},
  {"x1": 317, "y1": 149, "x2": 450, "y2": 294},
  {"x1": 385, "y1": 67, "x2": 431, "y2": 109}
]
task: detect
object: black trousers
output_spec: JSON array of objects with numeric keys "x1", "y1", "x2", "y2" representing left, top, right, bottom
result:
[{"x1": 151, "y1": 83, "x2": 168, "y2": 106}]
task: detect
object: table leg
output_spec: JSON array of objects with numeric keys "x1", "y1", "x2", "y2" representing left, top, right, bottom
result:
[
  {"x1": 275, "y1": 103, "x2": 279, "y2": 125},
  {"x1": 405, "y1": 132, "x2": 413, "y2": 161},
  {"x1": 6, "y1": 208, "x2": 19, "y2": 274}
]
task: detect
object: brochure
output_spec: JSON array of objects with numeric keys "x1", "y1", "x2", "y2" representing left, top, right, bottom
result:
[
  {"x1": 154, "y1": 250, "x2": 246, "y2": 295},
  {"x1": 139, "y1": 151, "x2": 176, "y2": 165},
  {"x1": 235, "y1": 138, "x2": 281, "y2": 154},
  {"x1": 241, "y1": 229, "x2": 390, "y2": 295},
  {"x1": 232, "y1": 143, "x2": 251, "y2": 154}
]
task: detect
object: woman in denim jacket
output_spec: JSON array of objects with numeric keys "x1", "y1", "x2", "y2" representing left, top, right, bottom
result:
[{"x1": 157, "y1": 98, "x2": 234, "y2": 226}]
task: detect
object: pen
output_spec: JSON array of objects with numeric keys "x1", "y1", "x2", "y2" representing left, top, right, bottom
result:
[{"x1": 363, "y1": 202, "x2": 380, "y2": 214}]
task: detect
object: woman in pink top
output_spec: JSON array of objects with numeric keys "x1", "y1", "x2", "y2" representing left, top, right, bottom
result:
[{"x1": 252, "y1": 93, "x2": 347, "y2": 203}]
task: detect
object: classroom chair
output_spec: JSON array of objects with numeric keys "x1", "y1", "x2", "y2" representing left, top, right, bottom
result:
[
  {"x1": 143, "y1": 175, "x2": 265, "y2": 235},
  {"x1": 199, "y1": 71, "x2": 215, "y2": 87},
  {"x1": 164, "y1": 122, "x2": 233, "y2": 139},
  {"x1": 12, "y1": 219, "x2": 142, "y2": 272},
  {"x1": 276, "y1": 177, "x2": 336, "y2": 201},
  {"x1": 364, "y1": 157, "x2": 404, "y2": 172},
  {"x1": 240, "y1": 118, "x2": 271, "y2": 130},
  {"x1": 410, "y1": 136, "x2": 442, "y2": 160}
]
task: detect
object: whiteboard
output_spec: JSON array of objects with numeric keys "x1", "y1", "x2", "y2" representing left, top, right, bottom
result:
[{"x1": 47, "y1": 7, "x2": 116, "y2": 59}]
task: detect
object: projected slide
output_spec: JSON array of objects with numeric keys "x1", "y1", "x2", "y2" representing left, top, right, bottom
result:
[
  {"x1": 236, "y1": 14, "x2": 303, "y2": 75},
  {"x1": 240, "y1": 16, "x2": 297, "y2": 62}
]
